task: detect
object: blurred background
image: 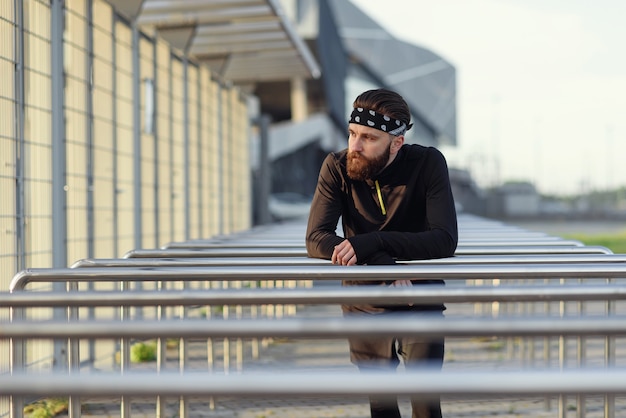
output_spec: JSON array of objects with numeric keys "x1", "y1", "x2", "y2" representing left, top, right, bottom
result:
[{"x1": 258, "y1": 0, "x2": 626, "y2": 222}]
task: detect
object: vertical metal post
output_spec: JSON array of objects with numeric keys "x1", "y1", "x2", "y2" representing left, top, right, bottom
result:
[
  {"x1": 119, "y1": 286, "x2": 130, "y2": 418},
  {"x1": 196, "y1": 68, "x2": 203, "y2": 235},
  {"x1": 168, "y1": 53, "x2": 174, "y2": 243},
  {"x1": 51, "y1": 0, "x2": 68, "y2": 379},
  {"x1": 151, "y1": 38, "x2": 166, "y2": 418},
  {"x1": 256, "y1": 115, "x2": 271, "y2": 225},
  {"x1": 111, "y1": 13, "x2": 118, "y2": 259},
  {"x1": 131, "y1": 24, "x2": 142, "y2": 252},
  {"x1": 577, "y1": 278, "x2": 586, "y2": 418},
  {"x1": 180, "y1": 57, "x2": 190, "y2": 418},
  {"x1": 125, "y1": 21, "x2": 142, "y2": 418},
  {"x1": 216, "y1": 83, "x2": 223, "y2": 235},
  {"x1": 14, "y1": 0, "x2": 25, "y2": 273},
  {"x1": 152, "y1": 41, "x2": 159, "y2": 249},
  {"x1": 65, "y1": 0, "x2": 94, "y2": 415},
  {"x1": 543, "y1": 279, "x2": 551, "y2": 411},
  {"x1": 183, "y1": 58, "x2": 190, "y2": 241},
  {"x1": 11, "y1": 0, "x2": 25, "y2": 415},
  {"x1": 179, "y1": 304, "x2": 189, "y2": 418},
  {"x1": 558, "y1": 278, "x2": 566, "y2": 418},
  {"x1": 155, "y1": 282, "x2": 166, "y2": 418},
  {"x1": 206, "y1": 283, "x2": 215, "y2": 411},
  {"x1": 605, "y1": 277, "x2": 615, "y2": 418},
  {"x1": 85, "y1": 0, "x2": 94, "y2": 261}
]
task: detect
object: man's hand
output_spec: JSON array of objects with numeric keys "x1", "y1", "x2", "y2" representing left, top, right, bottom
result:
[
  {"x1": 389, "y1": 279, "x2": 414, "y2": 306},
  {"x1": 389, "y1": 279, "x2": 413, "y2": 287},
  {"x1": 332, "y1": 240, "x2": 357, "y2": 265}
]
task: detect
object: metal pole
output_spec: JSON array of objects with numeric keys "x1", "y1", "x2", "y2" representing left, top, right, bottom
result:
[
  {"x1": 11, "y1": 263, "x2": 626, "y2": 291},
  {"x1": 256, "y1": 114, "x2": 272, "y2": 224},
  {"x1": 10, "y1": 1, "x2": 26, "y2": 412},
  {"x1": 131, "y1": 24, "x2": 142, "y2": 252},
  {"x1": 216, "y1": 83, "x2": 223, "y2": 235},
  {"x1": 13, "y1": 0, "x2": 25, "y2": 273},
  {"x1": 3, "y1": 284, "x2": 626, "y2": 308},
  {"x1": 4, "y1": 316, "x2": 626, "y2": 339},
  {"x1": 4, "y1": 370, "x2": 626, "y2": 398},
  {"x1": 50, "y1": 0, "x2": 68, "y2": 376},
  {"x1": 183, "y1": 57, "x2": 190, "y2": 242},
  {"x1": 126, "y1": 20, "x2": 142, "y2": 418}
]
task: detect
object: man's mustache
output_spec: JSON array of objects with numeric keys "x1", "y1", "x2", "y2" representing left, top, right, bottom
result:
[{"x1": 348, "y1": 152, "x2": 366, "y2": 160}]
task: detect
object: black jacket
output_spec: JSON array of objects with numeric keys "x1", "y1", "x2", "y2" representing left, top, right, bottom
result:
[{"x1": 305, "y1": 144, "x2": 458, "y2": 311}]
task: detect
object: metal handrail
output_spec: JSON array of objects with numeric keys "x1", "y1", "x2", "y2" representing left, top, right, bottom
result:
[
  {"x1": 70, "y1": 253, "x2": 626, "y2": 268},
  {"x1": 7, "y1": 213, "x2": 622, "y2": 418},
  {"x1": 122, "y1": 245, "x2": 613, "y2": 258},
  {"x1": 2, "y1": 284, "x2": 626, "y2": 307},
  {"x1": 161, "y1": 237, "x2": 582, "y2": 249},
  {"x1": 10, "y1": 263, "x2": 626, "y2": 292},
  {"x1": 4, "y1": 315, "x2": 626, "y2": 339},
  {"x1": 4, "y1": 369, "x2": 626, "y2": 397}
]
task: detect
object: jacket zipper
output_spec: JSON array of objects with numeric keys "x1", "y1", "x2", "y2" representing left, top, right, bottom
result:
[{"x1": 374, "y1": 180, "x2": 387, "y2": 215}]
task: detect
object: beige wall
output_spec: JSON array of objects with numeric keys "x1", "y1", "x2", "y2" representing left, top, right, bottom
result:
[{"x1": 0, "y1": 0, "x2": 254, "y2": 395}]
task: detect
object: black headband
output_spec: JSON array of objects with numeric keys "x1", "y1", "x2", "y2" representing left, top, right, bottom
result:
[{"x1": 349, "y1": 107, "x2": 409, "y2": 136}]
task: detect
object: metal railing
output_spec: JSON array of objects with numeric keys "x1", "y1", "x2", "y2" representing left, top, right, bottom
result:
[{"x1": 5, "y1": 214, "x2": 626, "y2": 418}]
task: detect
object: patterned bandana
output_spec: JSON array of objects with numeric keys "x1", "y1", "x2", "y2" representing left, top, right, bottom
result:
[{"x1": 349, "y1": 107, "x2": 408, "y2": 136}]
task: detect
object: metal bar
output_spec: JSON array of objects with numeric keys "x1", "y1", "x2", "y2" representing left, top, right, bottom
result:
[
  {"x1": 183, "y1": 57, "x2": 190, "y2": 242},
  {"x1": 131, "y1": 23, "x2": 142, "y2": 253},
  {"x1": 14, "y1": 0, "x2": 25, "y2": 272},
  {"x1": 3, "y1": 370, "x2": 626, "y2": 397},
  {"x1": 50, "y1": 1, "x2": 68, "y2": 380},
  {"x1": 3, "y1": 284, "x2": 626, "y2": 307},
  {"x1": 196, "y1": 64, "x2": 202, "y2": 236},
  {"x1": 216, "y1": 83, "x2": 223, "y2": 235},
  {"x1": 3, "y1": 316, "x2": 626, "y2": 339},
  {"x1": 10, "y1": 0, "x2": 25, "y2": 415},
  {"x1": 71, "y1": 253, "x2": 626, "y2": 268},
  {"x1": 122, "y1": 245, "x2": 613, "y2": 258},
  {"x1": 163, "y1": 238, "x2": 584, "y2": 249},
  {"x1": 10, "y1": 263, "x2": 626, "y2": 291}
]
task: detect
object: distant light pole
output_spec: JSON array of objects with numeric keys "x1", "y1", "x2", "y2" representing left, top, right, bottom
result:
[
  {"x1": 491, "y1": 94, "x2": 501, "y2": 188},
  {"x1": 606, "y1": 124, "x2": 613, "y2": 191}
]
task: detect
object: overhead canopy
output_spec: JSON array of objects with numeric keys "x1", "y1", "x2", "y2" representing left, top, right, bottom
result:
[{"x1": 107, "y1": 0, "x2": 321, "y2": 84}]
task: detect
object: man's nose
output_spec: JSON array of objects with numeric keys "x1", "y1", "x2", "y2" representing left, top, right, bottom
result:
[{"x1": 350, "y1": 137, "x2": 363, "y2": 152}]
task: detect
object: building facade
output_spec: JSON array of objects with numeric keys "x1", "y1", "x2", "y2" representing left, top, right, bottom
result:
[
  {"x1": 251, "y1": 0, "x2": 459, "y2": 216},
  {"x1": 0, "y1": 1, "x2": 319, "y2": 409}
]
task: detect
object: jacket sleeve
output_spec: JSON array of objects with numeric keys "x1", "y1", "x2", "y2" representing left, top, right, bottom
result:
[
  {"x1": 348, "y1": 148, "x2": 458, "y2": 261},
  {"x1": 305, "y1": 154, "x2": 346, "y2": 259}
]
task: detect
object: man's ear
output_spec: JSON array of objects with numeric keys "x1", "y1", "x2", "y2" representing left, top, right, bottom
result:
[{"x1": 391, "y1": 135, "x2": 404, "y2": 153}]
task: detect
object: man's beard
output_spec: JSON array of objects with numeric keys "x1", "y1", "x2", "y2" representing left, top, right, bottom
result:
[{"x1": 346, "y1": 145, "x2": 391, "y2": 181}]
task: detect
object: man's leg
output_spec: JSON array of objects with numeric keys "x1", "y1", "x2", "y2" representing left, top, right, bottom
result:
[
  {"x1": 349, "y1": 335, "x2": 401, "y2": 418},
  {"x1": 398, "y1": 338, "x2": 445, "y2": 418}
]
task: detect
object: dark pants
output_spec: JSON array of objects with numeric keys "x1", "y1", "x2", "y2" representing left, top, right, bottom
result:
[{"x1": 347, "y1": 312, "x2": 445, "y2": 418}]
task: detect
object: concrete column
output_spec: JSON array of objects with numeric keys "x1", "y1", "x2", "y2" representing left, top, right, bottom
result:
[{"x1": 290, "y1": 77, "x2": 308, "y2": 122}]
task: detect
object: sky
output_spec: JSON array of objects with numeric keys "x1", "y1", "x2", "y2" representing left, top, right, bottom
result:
[{"x1": 356, "y1": 0, "x2": 626, "y2": 196}]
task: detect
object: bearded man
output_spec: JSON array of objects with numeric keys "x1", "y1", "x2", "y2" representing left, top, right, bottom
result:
[{"x1": 306, "y1": 88, "x2": 458, "y2": 418}]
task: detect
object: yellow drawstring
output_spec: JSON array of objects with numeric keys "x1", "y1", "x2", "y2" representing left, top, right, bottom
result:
[{"x1": 375, "y1": 180, "x2": 386, "y2": 215}]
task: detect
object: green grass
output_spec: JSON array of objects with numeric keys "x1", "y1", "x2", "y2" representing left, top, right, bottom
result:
[
  {"x1": 562, "y1": 230, "x2": 626, "y2": 254},
  {"x1": 24, "y1": 398, "x2": 68, "y2": 418},
  {"x1": 130, "y1": 340, "x2": 157, "y2": 363}
]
